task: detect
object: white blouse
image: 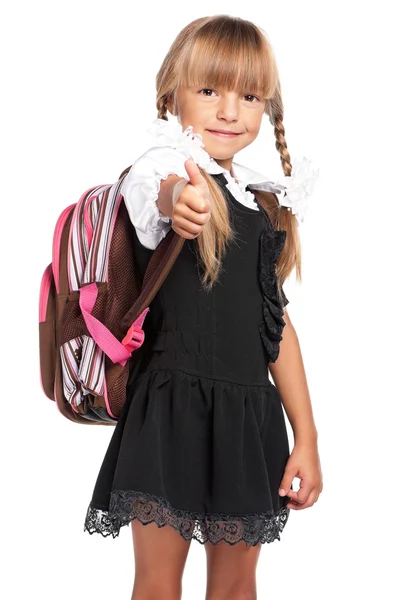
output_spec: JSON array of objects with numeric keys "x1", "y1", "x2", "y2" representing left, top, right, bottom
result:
[{"x1": 121, "y1": 121, "x2": 285, "y2": 250}]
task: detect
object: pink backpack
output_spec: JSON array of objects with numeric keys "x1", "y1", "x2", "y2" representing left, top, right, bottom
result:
[{"x1": 38, "y1": 165, "x2": 184, "y2": 425}]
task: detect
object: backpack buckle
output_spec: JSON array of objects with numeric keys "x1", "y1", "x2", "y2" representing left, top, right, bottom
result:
[{"x1": 122, "y1": 323, "x2": 145, "y2": 353}]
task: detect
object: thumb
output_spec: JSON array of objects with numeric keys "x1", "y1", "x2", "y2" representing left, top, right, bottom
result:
[
  {"x1": 184, "y1": 158, "x2": 207, "y2": 192},
  {"x1": 279, "y1": 473, "x2": 294, "y2": 498}
]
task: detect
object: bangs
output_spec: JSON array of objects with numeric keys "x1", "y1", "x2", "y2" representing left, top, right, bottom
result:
[{"x1": 175, "y1": 19, "x2": 278, "y2": 100}]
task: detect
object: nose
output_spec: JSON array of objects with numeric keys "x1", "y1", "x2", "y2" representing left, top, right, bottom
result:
[{"x1": 216, "y1": 92, "x2": 240, "y2": 122}]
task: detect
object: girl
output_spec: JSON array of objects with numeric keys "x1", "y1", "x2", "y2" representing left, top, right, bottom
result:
[{"x1": 84, "y1": 14, "x2": 323, "y2": 600}]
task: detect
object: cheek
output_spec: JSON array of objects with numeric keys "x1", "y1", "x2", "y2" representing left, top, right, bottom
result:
[
  {"x1": 247, "y1": 117, "x2": 263, "y2": 139},
  {"x1": 180, "y1": 109, "x2": 201, "y2": 130}
]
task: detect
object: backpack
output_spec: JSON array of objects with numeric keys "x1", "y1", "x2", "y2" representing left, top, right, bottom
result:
[{"x1": 38, "y1": 165, "x2": 185, "y2": 426}]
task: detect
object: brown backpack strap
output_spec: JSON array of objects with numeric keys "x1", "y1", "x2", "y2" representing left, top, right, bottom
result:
[
  {"x1": 119, "y1": 165, "x2": 185, "y2": 331},
  {"x1": 117, "y1": 164, "x2": 185, "y2": 330},
  {"x1": 120, "y1": 226, "x2": 185, "y2": 332},
  {"x1": 250, "y1": 189, "x2": 278, "y2": 230},
  {"x1": 118, "y1": 164, "x2": 133, "y2": 180}
]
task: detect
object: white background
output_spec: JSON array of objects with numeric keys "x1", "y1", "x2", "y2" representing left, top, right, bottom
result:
[{"x1": 1, "y1": 1, "x2": 397, "y2": 598}]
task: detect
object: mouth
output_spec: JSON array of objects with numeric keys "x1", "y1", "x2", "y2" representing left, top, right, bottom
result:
[{"x1": 207, "y1": 129, "x2": 242, "y2": 138}]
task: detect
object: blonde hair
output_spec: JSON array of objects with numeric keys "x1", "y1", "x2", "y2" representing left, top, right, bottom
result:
[{"x1": 155, "y1": 14, "x2": 301, "y2": 293}]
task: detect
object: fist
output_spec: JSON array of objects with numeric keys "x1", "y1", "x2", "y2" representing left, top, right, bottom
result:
[{"x1": 171, "y1": 158, "x2": 212, "y2": 240}]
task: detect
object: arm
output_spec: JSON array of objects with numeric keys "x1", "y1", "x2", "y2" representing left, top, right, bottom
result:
[
  {"x1": 122, "y1": 147, "x2": 189, "y2": 250},
  {"x1": 270, "y1": 309, "x2": 323, "y2": 509},
  {"x1": 269, "y1": 308, "x2": 318, "y2": 446}
]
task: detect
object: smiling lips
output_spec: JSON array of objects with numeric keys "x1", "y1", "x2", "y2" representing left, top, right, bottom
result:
[{"x1": 207, "y1": 129, "x2": 242, "y2": 138}]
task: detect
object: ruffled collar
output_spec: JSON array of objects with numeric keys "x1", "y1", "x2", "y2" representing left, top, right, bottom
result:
[
  {"x1": 146, "y1": 119, "x2": 285, "y2": 212},
  {"x1": 208, "y1": 164, "x2": 270, "y2": 211},
  {"x1": 145, "y1": 117, "x2": 319, "y2": 223},
  {"x1": 147, "y1": 119, "x2": 283, "y2": 210}
]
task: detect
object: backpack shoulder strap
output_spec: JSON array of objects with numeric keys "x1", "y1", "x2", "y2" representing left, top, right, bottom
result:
[
  {"x1": 120, "y1": 228, "x2": 184, "y2": 331},
  {"x1": 116, "y1": 164, "x2": 185, "y2": 331}
]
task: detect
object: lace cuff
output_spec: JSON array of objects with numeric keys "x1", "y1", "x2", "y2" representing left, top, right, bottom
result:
[{"x1": 122, "y1": 146, "x2": 191, "y2": 250}]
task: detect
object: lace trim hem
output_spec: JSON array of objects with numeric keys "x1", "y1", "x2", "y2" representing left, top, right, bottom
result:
[{"x1": 84, "y1": 489, "x2": 290, "y2": 547}]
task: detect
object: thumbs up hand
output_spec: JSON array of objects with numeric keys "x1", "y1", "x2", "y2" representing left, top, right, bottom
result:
[{"x1": 171, "y1": 159, "x2": 212, "y2": 240}]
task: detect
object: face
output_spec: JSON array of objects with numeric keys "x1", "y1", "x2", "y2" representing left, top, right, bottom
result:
[{"x1": 167, "y1": 84, "x2": 266, "y2": 173}]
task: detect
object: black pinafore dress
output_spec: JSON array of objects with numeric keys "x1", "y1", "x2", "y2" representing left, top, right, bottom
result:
[{"x1": 84, "y1": 172, "x2": 292, "y2": 547}]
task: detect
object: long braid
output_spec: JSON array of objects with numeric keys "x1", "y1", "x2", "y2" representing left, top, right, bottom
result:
[
  {"x1": 268, "y1": 86, "x2": 293, "y2": 177},
  {"x1": 156, "y1": 95, "x2": 169, "y2": 121},
  {"x1": 267, "y1": 87, "x2": 302, "y2": 284},
  {"x1": 273, "y1": 117, "x2": 292, "y2": 178}
]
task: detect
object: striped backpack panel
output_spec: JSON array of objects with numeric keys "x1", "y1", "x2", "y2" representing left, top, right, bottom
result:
[{"x1": 38, "y1": 166, "x2": 184, "y2": 425}]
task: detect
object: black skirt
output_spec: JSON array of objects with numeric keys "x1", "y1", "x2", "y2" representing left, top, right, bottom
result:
[{"x1": 84, "y1": 173, "x2": 292, "y2": 547}]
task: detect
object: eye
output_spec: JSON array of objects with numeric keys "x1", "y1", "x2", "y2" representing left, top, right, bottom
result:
[
  {"x1": 198, "y1": 89, "x2": 261, "y2": 102},
  {"x1": 199, "y1": 88, "x2": 215, "y2": 96},
  {"x1": 244, "y1": 94, "x2": 260, "y2": 103}
]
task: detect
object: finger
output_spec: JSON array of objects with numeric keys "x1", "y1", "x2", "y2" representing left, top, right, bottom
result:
[
  {"x1": 174, "y1": 201, "x2": 211, "y2": 226},
  {"x1": 173, "y1": 226, "x2": 201, "y2": 240},
  {"x1": 283, "y1": 479, "x2": 313, "y2": 506},
  {"x1": 172, "y1": 222, "x2": 197, "y2": 239},
  {"x1": 295, "y1": 478, "x2": 314, "y2": 504},
  {"x1": 286, "y1": 489, "x2": 318, "y2": 511},
  {"x1": 283, "y1": 488, "x2": 299, "y2": 503},
  {"x1": 184, "y1": 159, "x2": 209, "y2": 203},
  {"x1": 183, "y1": 186, "x2": 212, "y2": 215},
  {"x1": 278, "y1": 472, "x2": 296, "y2": 499},
  {"x1": 172, "y1": 219, "x2": 204, "y2": 238},
  {"x1": 184, "y1": 158, "x2": 205, "y2": 187}
]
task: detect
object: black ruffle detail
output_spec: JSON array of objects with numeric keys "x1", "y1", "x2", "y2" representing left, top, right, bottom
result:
[
  {"x1": 84, "y1": 489, "x2": 290, "y2": 547},
  {"x1": 256, "y1": 205, "x2": 289, "y2": 363}
]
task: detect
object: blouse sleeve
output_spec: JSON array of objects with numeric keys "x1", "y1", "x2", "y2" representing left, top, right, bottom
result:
[{"x1": 121, "y1": 146, "x2": 191, "y2": 250}]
